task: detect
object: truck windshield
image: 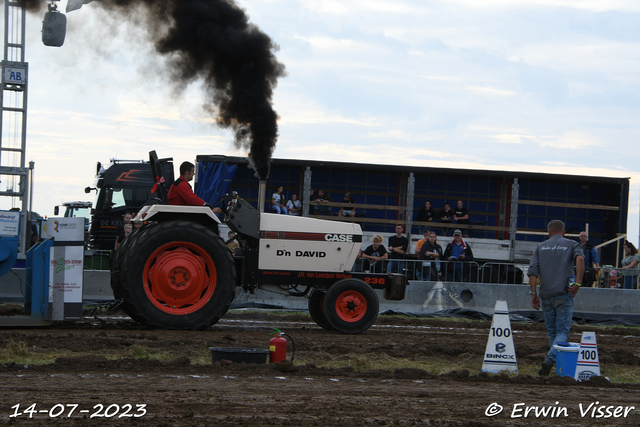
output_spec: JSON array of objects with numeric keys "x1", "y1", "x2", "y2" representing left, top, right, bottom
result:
[
  {"x1": 65, "y1": 207, "x2": 91, "y2": 219},
  {"x1": 102, "y1": 187, "x2": 151, "y2": 210}
]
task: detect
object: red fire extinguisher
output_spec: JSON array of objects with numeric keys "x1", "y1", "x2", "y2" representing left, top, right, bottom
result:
[{"x1": 269, "y1": 328, "x2": 295, "y2": 363}]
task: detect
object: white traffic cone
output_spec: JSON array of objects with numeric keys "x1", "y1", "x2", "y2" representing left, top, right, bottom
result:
[
  {"x1": 574, "y1": 331, "x2": 601, "y2": 381},
  {"x1": 481, "y1": 300, "x2": 518, "y2": 374}
]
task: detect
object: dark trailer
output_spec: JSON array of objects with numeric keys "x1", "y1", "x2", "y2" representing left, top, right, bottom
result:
[{"x1": 195, "y1": 155, "x2": 629, "y2": 265}]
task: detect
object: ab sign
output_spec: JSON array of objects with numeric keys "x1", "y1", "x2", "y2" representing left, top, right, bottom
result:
[{"x1": 3, "y1": 66, "x2": 27, "y2": 85}]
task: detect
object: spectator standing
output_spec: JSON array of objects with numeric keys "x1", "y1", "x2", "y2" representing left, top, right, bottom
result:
[
  {"x1": 415, "y1": 200, "x2": 437, "y2": 234},
  {"x1": 415, "y1": 229, "x2": 430, "y2": 254},
  {"x1": 387, "y1": 224, "x2": 408, "y2": 274},
  {"x1": 528, "y1": 220, "x2": 585, "y2": 376},
  {"x1": 454, "y1": 200, "x2": 470, "y2": 236},
  {"x1": 620, "y1": 241, "x2": 640, "y2": 289},
  {"x1": 31, "y1": 223, "x2": 41, "y2": 247},
  {"x1": 578, "y1": 231, "x2": 600, "y2": 287},
  {"x1": 123, "y1": 224, "x2": 133, "y2": 240},
  {"x1": 443, "y1": 229, "x2": 474, "y2": 282},
  {"x1": 438, "y1": 202, "x2": 454, "y2": 235},
  {"x1": 361, "y1": 234, "x2": 388, "y2": 273},
  {"x1": 418, "y1": 231, "x2": 443, "y2": 280},
  {"x1": 272, "y1": 186, "x2": 288, "y2": 214},
  {"x1": 314, "y1": 189, "x2": 333, "y2": 215},
  {"x1": 286, "y1": 193, "x2": 302, "y2": 215},
  {"x1": 338, "y1": 192, "x2": 356, "y2": 217},
  {"x1": 114, "y1": 212, "x2": 133, "y2": 250}
]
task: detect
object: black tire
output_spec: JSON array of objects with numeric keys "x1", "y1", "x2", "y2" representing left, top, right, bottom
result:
[
  {"x1": 118, "y1": 220, "x2": 236, "y2": 330},
  {"x1": 323, "y1": 279, "x2": 379, "y2": 334},
  {"x1": 111, "y1": 225, "x2": 154, "y2": 325},
  {"x1": 110, "y1": 224, "x2": 148, "y2": 300},
  {"x1": 308, "y1": 289, "x2": 335, "y2": 331}
]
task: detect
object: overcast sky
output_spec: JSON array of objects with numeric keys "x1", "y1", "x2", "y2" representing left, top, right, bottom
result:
[{"x1": 2, "y1": 0, "x2": 639, "y2": 244}]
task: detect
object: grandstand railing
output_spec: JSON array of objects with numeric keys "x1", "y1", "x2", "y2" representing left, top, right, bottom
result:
[{"x1": 353, "y1": 258, "x2": 529, "y2": 285}]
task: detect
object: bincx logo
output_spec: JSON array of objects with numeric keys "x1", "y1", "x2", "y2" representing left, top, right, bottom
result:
[
  {"x1": 578, "y1": 371, "x2": 596, "y2": 381},
  {"x1": 495, "y1": 342, "x2": 506, "y2": 353},
  {"x1": 486, "y1": 353, "x2": 515, "y2": 359}
]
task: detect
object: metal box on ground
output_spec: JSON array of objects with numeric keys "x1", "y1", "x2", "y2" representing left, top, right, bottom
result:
[{"x1": 209, "y1": 347, "x2": 269, "y2": 364}]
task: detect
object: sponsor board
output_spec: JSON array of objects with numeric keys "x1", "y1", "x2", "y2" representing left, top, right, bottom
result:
[
  {"x1": 43, "y1": 217, "x2": 84, "y2": 242},
  {"x1": 0, "y1": 211, "x2": 20, "y2": 237}
]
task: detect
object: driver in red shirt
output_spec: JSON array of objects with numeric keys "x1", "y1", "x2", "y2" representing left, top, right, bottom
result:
[{"x1": 168, "y1": 161, "x2": 221, "y2": 214}]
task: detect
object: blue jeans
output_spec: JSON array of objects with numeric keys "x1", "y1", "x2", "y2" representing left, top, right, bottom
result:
[
  {"x1": 272, "y1": 205, "x2": 288, "y2": 215},
  {"x1": 452, "y1": 265, "x2": 462, "y2": 282},
  {"x1": 624, "y1": 275, "x2": 637, "y2": 289},
  {"x1": 315, "y1": 205, "x2": 332, "y2": 215},
  {"x1": 417, "y1": 260, "x2": 441, "y2": 281},
  {"x1": 387, "y1": 260, "x2": 405, "y2": 274},
  {"x1": 445, "y1": 262, "x2": 463, "y2": 282},
  {"x1": 541, "y1": 293, "x2": 574, "y2": 363}
]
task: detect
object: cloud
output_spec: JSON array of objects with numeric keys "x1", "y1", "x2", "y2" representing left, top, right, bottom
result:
[
  {"x1": 509, "y1": 42, "x2": 640, "y2": 81},
  {"x1": 8, "y1": 0, "x2": 640, "y2": 242},
  {"x1": 536, "y1": 131, "x2": 603, "y2": 150},
  {"x1": 466, "y1": 85, "x2": 517, "y2": 96},
  {"x1": 304, "y1": 0, "x2": 350, "y2": 14},
  {"x1": 443, "y1": 0, "x2": 640, "y2": 13},
  {"x1": 304, "y1": 0, "x2": 417, "y2": 15}
]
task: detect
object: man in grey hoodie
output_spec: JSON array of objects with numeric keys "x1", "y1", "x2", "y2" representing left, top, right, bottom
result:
[{"x1": 528, "y1": 220, "x2": 585, "y2": 376}]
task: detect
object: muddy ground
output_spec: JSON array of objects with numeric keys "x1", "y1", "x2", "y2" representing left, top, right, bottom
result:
[{"x1": 1, "y1": 308, "x2": 640, "y2": 426}]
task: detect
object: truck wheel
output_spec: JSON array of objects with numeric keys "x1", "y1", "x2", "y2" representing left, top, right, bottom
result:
[
  {"x1": 119, "y1": 220, "x2": 235, "y2": 330},
  {"x1": 323, "y1": 279, "x2": 379, "y2": 334},
  {"x1": 308, "y1": 289, "x2": 335, "y2": 331}
]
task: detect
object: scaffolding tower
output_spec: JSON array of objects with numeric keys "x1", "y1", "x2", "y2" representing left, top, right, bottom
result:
[{"x1": 1, "y1": 1, "x2": 31, "y2": 254}]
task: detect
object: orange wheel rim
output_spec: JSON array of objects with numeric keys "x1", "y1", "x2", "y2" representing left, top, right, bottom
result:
[
  {"x1": 143, "y1": 241, "x2": 217, "y2": 314},
  {"x1": 334, "y1": 290, "x2": 367, "y2": 322}
]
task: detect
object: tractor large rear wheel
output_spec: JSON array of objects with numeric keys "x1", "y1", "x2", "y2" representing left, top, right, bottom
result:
[
  {"x1": 323, "y1": 279, "x2": 379, "y2": 334},
  {"x1": 111, "y1": 224, "x2": 149, "y2": 300},
  {"x1": 118, "y1": 220, "x2": 235, "y2": 330},
  {"x1": 308, "y1": 289, "x2": 335, "y2": 331},
  {"x1": 110, "y1": 225, "x2": 150, "y2": 325}
]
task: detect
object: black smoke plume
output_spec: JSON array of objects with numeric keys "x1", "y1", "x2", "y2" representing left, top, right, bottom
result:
[
  {"x1": 17, "y1": 0, "x2": 285, "y2": 179},
  {"x1": 14, "y1": 0, "x2": 43, "y2": 12}
]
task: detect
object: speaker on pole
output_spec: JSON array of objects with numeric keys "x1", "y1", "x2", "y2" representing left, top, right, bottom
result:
[{"x1": 42, "y1": 4, "x2": 67, "y2": 47}]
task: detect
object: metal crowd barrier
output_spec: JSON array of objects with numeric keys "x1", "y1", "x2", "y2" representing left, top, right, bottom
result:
[
  {"x1": 352, "y1": 259, "x2": 638, "y2": 289},
  {"x1": 354, "y1": 258, "x2": 527, "y2": 285},
  {"x1": 596, "y1": 266, "x2": 639, "y2": 289}
]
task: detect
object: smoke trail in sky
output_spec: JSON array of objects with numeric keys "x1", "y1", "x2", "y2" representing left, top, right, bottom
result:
[{"x1": 18, "y1": 0, "x2": 285, "y2": 179}]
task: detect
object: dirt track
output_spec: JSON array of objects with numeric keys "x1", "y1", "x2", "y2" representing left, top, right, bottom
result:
[{"x1": 2, "y1": 311, "x2": 640, "y2": 426}]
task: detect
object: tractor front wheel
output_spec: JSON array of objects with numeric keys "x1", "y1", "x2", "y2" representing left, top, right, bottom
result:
[{"x1": 323, "y1": 279, "x2": 379, "y2": 334}]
